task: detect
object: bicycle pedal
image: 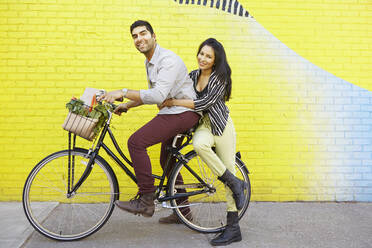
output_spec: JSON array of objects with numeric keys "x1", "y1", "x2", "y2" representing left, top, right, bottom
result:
[
  {"x1": 154, "y1": 201, "x2": 165, "y2": 211},
  {"x1": 161, "y1": 201, "x2": 171, "y2": 209}
]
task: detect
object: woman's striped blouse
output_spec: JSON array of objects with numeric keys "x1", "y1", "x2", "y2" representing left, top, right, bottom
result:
[{"x1": 190, "y1": 69, "x2": 230, "y2": 136}]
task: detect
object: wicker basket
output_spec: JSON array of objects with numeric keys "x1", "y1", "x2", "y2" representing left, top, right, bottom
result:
[{"x1": 62, "y1": 112, "x2": 99, "y2": 141}]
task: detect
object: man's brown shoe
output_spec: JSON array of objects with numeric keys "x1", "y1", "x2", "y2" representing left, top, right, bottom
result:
[
  {"x1": 159, "y1": 212, "x2": 182, "y2": 224},
  {"x1": 158, "y1": 212, "x2": 193, "y2": 224},
  {"x1": 115, "y1": 193, "x2": 155, "y2": 217}
]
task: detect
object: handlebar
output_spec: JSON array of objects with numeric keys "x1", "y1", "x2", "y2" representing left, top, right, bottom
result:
[
  {"x1": 106, "y1": 102, "x2": 127, "y2": 114},
  {"x1": 95, "y1": 89, "x2": 127, "y2": 114}
]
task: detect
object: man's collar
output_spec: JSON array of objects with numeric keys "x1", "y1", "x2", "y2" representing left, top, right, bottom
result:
[{"x1": 147, "y1": 44, "x2": 160, "y2": 65}]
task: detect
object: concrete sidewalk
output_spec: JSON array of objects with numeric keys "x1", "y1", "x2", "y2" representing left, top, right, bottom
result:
[{"x1": 1, "y1": 202, "x2": 371, "y2": 248}]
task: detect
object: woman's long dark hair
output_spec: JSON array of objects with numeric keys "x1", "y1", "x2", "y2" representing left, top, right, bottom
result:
[{"x1": 197, "y1": 38, "x2": 232, "y2": 101}]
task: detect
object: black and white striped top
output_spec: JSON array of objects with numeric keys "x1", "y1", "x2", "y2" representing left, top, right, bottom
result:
[{"x1": 190, "y1": 69, "x2": 230, "y2": 136}]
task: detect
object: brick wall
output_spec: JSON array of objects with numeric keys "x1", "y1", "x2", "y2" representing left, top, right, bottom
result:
[
  {"x1": 245, "y1": 0, "x2": 372, "y2": 90},
  {"x1": 0, "y1": 0, "x2": 371, "y2": 201}
]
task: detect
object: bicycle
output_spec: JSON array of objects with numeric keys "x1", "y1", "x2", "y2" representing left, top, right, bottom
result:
[{"x1": 22, "y1": 102, "x2": 251, "y2": 241}]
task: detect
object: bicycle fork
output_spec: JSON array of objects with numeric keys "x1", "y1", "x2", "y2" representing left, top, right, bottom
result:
[{"x1": 66, "y1": 149, "x2": 97, "y2": 198}]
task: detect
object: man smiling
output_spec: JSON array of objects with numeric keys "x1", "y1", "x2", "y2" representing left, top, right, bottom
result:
[{"x1": 100, "y1": 20, "x2": 199, "y2": 218}]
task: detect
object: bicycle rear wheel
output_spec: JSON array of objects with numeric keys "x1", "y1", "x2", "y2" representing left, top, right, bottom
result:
[
  {"x1": 22, "y1": 148, "x2": 119, "y2": 241},
  {"x1": 168, "y1": 150, "x2": 250, "y2": 233}
]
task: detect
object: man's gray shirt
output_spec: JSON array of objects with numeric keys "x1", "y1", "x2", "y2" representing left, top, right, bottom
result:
[{"x1": 139, "y1": 44, "x2": 196, "y2": 115}]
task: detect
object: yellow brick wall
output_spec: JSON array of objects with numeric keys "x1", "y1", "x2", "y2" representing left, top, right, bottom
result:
[
  {"x1": 244, "y1": 0, "x2": 372, "y2": 90},
  {"x1": 0, "y1": 0, "x2": 371, "y2": 202}
]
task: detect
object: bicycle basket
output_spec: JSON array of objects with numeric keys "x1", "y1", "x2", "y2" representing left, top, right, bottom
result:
[
  {"x1": 62, "y1": 112, "x2": 99, "y2": 141},
  {"x1": 62, "y1": 98, "x2": 108, "y2": 141}
]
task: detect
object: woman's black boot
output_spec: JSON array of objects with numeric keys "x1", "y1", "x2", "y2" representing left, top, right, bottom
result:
[
  {"x1": 210, "y1": 212, "x2": 242, "y2": 246},
  {"x1": 218, "y1": 169, "x2": 246, "y2": 210}
]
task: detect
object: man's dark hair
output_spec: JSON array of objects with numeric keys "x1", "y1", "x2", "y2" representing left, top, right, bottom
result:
[{"x1": 130, "y1": 20, "x2": 154, "y2": 35}]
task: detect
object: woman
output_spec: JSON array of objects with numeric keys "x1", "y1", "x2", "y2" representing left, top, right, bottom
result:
[{"x1": 161, "y1": 38, "x2": 246, "y2": 246}]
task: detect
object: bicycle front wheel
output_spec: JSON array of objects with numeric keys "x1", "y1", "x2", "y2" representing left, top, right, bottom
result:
[
  {"x1": 22, "y1": 148, "x2": 119, "y2": 241},
  {"x1": 168, "y1": 150, "x2": 251, "y2": 233}
]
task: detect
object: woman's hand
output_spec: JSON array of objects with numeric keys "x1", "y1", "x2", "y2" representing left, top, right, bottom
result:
[
  {"x1": 114, "y1": 103, "x2": 129, "y2": 116},
  {"x1": 98, "y1": 90, "x2": 124, "y2": 103},
  {"x1": 159, "y1": 98, "x2": 174, "y2": 109}
]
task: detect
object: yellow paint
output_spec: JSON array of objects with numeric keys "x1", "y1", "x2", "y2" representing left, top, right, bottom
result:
[
  {"x1": 0, "y1": 0, "x2": 368, "y2": 202},
  {"x1": 241, "y1": 0, "x2": 372, "y2": 90}
]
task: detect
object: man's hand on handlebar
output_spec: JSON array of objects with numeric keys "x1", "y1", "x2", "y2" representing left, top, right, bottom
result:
[
  {"x1": 114, "y1": 103, "x2": 128, "y2": 116},
  {"x1": 97, "y1": 90, "x2": 124, "y2": 103}
]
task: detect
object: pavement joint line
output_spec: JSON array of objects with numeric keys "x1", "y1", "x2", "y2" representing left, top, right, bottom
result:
[{"x1": 16, "y1": 202, "x2": 59, "y2": 248}]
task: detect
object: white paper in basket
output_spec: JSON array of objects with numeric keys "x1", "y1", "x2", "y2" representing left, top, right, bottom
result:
[{"x1": 80, "y1": 88, "x2": 105, "y2": 107}]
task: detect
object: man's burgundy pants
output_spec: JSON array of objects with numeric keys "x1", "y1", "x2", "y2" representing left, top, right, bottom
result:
[{"x1": 128, "y1": 111, "x2": 200, "y2": 194}]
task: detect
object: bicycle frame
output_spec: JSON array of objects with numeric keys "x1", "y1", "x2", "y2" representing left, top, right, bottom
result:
[{"x1": 67, "y1": 110, "x2": 215, "y2": 202}]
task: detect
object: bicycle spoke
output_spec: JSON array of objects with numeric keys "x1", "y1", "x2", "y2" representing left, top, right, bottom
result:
[
  {"x1": 168, "y1": 151, "x2": 250, "y2": 233},
  {"x1": 23, "y1": 149, "x2": 117, "y2": 240},
  {"x1": 74, "y1": 204, "x2": 86, "y2": 234},
  {"x1": 56, "y1": 203, "x2": 68, "y2": 235},
  {"x1": 36, "y1": 161, "x2": 69, "y2": 194},
  {"x1": 78, "y1": 203, "x2": 106, "y2": 220},
  {"x1": 196, "y1": 156, "x2": 207, "y2": 181},
  {"x1": 70, "y1": 204, "x2": 75, "y2": 235},
  {"x1": 32, "y1": 183, "x2": 66, "y2": 195},
  {"x1": 76, "y1": 192, "x2": 118, "y2": 197},
  {"x1": 58, "y1": 160, "x2": 69, "y2": 193}
]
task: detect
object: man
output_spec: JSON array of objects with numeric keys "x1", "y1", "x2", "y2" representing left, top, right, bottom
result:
[{"x1": 100, "y1": 20, "x2": 199, "y2": 219}]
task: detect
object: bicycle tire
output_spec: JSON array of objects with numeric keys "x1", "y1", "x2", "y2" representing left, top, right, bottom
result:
[
  {"x1": 22, "y1": 148, "x2": 119, "y2": 241},
  {"x1": 168, "y1": 150, "x2": 251, "y2": 233}
]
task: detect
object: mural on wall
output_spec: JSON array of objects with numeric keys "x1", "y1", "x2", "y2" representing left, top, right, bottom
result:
[
  {"x1": 0, "y1": 0, "x2": 371, "y2": 202},
  {"x1": 174, "y1": 0, "x2": 372, "y2": 202},
  {"x1": 174, "y1": 0, "x2": 252, "y2": 18}
]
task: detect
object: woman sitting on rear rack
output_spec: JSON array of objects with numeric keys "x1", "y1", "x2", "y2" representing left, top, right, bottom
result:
[{"x1": 160, "y1": 38, "x2": 246, "y2": 246}]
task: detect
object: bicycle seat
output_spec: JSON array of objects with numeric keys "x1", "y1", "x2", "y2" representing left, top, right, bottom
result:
[{"x1": 171, "y1": 127, "x2": 195, "y2": 148}]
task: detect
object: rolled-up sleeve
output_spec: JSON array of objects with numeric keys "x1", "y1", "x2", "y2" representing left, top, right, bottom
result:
[
  {"x1": 140, "y1": 56, "x2": 179, "y2": 105},
  {"x1": 194, "y1": 75, "x2": 225, "y2": 112}
]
